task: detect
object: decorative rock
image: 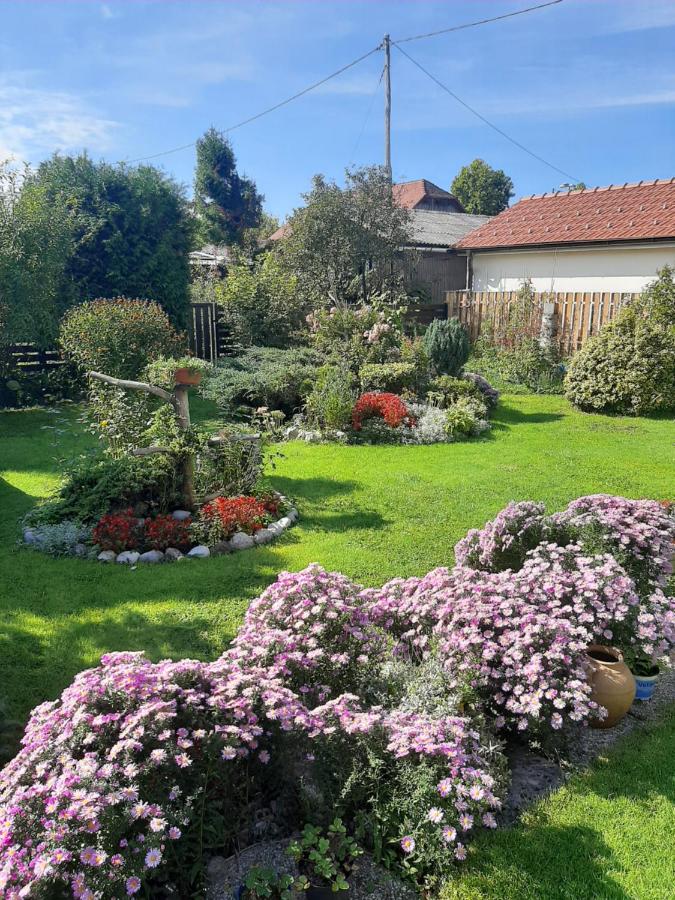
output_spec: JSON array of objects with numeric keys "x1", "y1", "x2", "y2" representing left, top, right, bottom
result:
[
  {"x1": 303, "y1": 430, "x2": 321, "y2": 443},
  {"x1": 73, "y1": 543, "x2": 88, "y2": 558},
  {"x1": 117, "y1": 550, "x2": 140, "y2": 565},
  {"x1": 97, "y1": 550, "x2": 117, "y2": 563},
  {"x1": 171, "y1": 510, "x2": 192, "y2": 521},
  {"x1": 210, "y1": 541, "x2": 232, "y2": 556},
  {"x1": 276, "y1": 516, "x2": 292, "y2": 530},
  {"x1": 229, "y1": 532, "x2": 255, "y2": 551},
  {"x1": 253, "y1": 528, "x2": 275, "y2": 545},
  {"x1": 287, "y1": 508, "x2": 299, "y2": 523},
  {"x1": 187, "y1": 545, "x2": 210, "y2": 558},
  {"x1": 23, "y1": 528, "x2": 37, "y2": 545},
  {"x1": 164, "y1": 547, "x2": 184, "y2": 561},
  {"x1": 284, "y1": 426, "x2": 300, "y2": 440},
  {"x1": 138, "y1": 550, "x2": 165, "y2": 564}
]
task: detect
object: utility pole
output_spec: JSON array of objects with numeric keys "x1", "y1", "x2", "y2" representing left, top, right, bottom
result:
[{"x1": 383, "y1": 33, "x2": 392, "y2": 183}]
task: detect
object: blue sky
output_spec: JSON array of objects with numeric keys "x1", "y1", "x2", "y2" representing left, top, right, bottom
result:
[{"x1": 1, "y1": 0, "x2": 674, "y2": 219}]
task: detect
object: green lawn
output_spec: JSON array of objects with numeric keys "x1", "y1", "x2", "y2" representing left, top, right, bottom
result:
[
  {"x1": 1, "y1": 392, "x2": 674, "y2": 897},
  {"x1": 442, "y1": 708, "x2": 675, "y2": 900}
]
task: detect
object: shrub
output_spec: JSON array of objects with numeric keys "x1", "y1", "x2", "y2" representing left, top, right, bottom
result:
[
  {"x1": 359, "y1": 362, "x2": 419, "y2": 394},
  {"x1": 455, "y1": 501, "x2": 549, "y2": 572},
  {"x1": 427, "y1": 375, "x2": 482, "y2": 408},
  {"x1": 564, "y1": 305, "x2": 675, "y2": 415},
  {"x1": 443, "y1": 397, "x2": 489, "y2": 439},
  {"x1": 405, "y1": 404, "x2": 452, "y2": 445},
  {"x1": 423, "y1": 318, "x2": 470, "y2": 377},
  {"x1": 351, "y1": 392, "x2": 413, "y2": 431},
  {"x1": 304, "y1": 365, "x2": 357, "y2": 431},
  {"x1": 28, "y1": 453, "x2": 181, "y2": 525},
  {"x1": 203, "y1": 346, "x2": 322, "y2": 415},
  {"x1": 92, "y1": 507, "x2": 142, "y2": 552},
  {"x1": 462, "y1": 372, "x2": 500, "y2": 408},
  {"x1": 59, "y1": 298, "x2": 185, "y2": 379},
  {"x1": 307, "y1": 306, "x2": 403, "y2": 369},
  {"x1": 143, "y1": 355, "x2": 214, "y2": 389},
  {"x1": 145, "y1": 513, "x2": 192, "y2": 550},
  {"x1": 191, "y1": 495, "x2": 267, "y2": 544},
  {"x1": 472, "y1": 339, "x2": 564, "y2": 394}
]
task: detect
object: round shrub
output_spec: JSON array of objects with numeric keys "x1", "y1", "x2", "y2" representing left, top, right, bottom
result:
[
  {"x1": 351, "y1": 392, "x2": 413, "y2": 431},
  {"x1": 422, "y1": 318, "x2": 470, "y2": 377},
  {"x1": 565, "y1": 307, "x2": 675, "y2": 415},
  {"x1": 60, "y1": 298, "x2": 185, "y2": 379},
  {"x1": 359, "y1": 362, "x2": 419, "y2": 394}
]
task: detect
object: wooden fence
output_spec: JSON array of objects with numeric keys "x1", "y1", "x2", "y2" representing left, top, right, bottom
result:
[
  {"x1": 446, "y1": 290, "x2": 639, "y2": 355},
  {"x1": 188, "y1": 303, "x2": 238, "y2": 360},
  {"x1": 6, "y1": 343, "x2": 67, "y2": 372}
]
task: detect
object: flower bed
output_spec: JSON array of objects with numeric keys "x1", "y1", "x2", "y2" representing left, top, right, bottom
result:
[
  {"x1": 22, "y1": 492, "x2": 298, "y2": 564},
  {"x1": 2, "y1": 495, "x2": 673, "y2": 898}
]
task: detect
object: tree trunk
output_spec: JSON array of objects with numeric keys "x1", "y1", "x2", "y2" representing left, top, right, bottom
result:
[{"x1": 174, "y1": 385, "x2": 196, "y2": 510}]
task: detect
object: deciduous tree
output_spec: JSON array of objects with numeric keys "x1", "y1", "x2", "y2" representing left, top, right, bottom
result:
[{"x1": 451, "y1": 159, "x2": 514, "y2": 216}]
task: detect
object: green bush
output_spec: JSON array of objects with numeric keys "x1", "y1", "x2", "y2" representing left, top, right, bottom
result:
[
  {"x1": 203, "y1": 346, "x2": 322, "y2": 415},
  {"x1": 359, "y1": 362, "x2": 419, "y2": 394},
  {"x1": 423, "y1": 318, "x2": 470, "y2": 377},
  {"x1": 305, "y1": 365, "x2": 357, "y2": 430},
  {"x1": 59, "y1": 298, "x2": 185, "y2": 379},
  {"x1": 444, "y1": 397, "x2": 489, "y2": 439},
  {"x1": 427, "y1": 375, "x2": 481, "y2": 408},
  {"x1": 471, "y1": 339, "x2": 565, "y2": 394},
  {"x1": 143, "y1": 355, "x2": 214, "y2": 389},
  {"x1": 565, "y1": 308, "x2": 675, "y2": 415},
  {"x1": 28, "y1": 453, "x2": 181, "y2": 525}
]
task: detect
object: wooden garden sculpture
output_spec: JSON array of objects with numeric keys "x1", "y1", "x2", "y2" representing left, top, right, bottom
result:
[{"x1": 88, "y1": 370, "x2": 259, "y2": 512}]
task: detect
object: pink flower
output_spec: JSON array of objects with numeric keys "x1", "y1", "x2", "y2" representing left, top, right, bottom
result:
[
  {"x1": 144, "y1": 848, "x2": 162, "y2": 869},
  {"x1": 400, "y1": 835, "x2": 415, "y2": 854},
  {"x1": 126, "y1": 875, "x2": 141, "y2": 895}
]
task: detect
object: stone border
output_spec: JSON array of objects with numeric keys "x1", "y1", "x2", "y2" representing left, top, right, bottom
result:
[{"x1": 22, "y1": 493, "x2": 298, "y2": 565}]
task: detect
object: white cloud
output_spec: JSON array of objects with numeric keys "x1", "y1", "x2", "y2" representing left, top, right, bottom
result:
[
  {"x1": 603, "y1": 0, "x2": 675, "y2": 33},
  {"x1": 0, "y1": 74, "x2": 118, "y2": 162},
  {"x1": 100, "y1": 4, "x2": 115, "y2": 21}
]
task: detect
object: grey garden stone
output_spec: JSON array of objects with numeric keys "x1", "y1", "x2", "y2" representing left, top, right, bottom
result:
[
  {"x1": 73, "y1": 543, "x2": 88, "y2": 558},
  {"x1": 284, "y1": 426, "x2": 300, "y2": 440},
  {"x1": 171, "y1": 510, "x2": 192, "y2": 521},
  {"x1": 117, "y1": 550, "x2": 140, "y2": 565},
  {"x1": 138, "y1": 550, "x2": 165, "y2": 564},
  {"x1": 229, "y1": 532, "x2": 255, "y2": 551},
  {"x1": 276, "y1": 516, "x2": 292, "y2": 530},
  {"x1": 287, "y1": 508, "x2": 299, "y2": 522},
  {"x1": 253, "y1": 528, "x2": 275, "y2": 545},
  {"x1": 164, "y1": 547, "x2": 184, "y2": 561},
  {"x1": 23, "y1": 528, "x2": 37, "y2": 545},
  {"x1": 210, "y1": 541, "x2": 232, "y2": 556},
  {"x1": 97, "y1": 550, "x2": 117, "y2": 563},
  {"x1": 187, "y1": 545, "x2": 210, "y2": 558}
]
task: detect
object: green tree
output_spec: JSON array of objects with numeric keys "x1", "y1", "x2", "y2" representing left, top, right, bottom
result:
[
  {"x1": 27, "y1": 154, "x2": 193, "y2": 328},
  {"x1": 451, "y1": 159, "x2": 514, "y2": 215},
  {"x1": 0, "y1": 162, "x2": 73, "y2": 345},
  {"x1": 280, "y1": 165, "x2": 413, "y2": 308},
  {"x1": 194, "y1": 127, "x2": 263, "y2": 245}
]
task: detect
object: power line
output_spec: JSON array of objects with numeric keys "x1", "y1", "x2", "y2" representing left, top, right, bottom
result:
[
  {"x1": 394, "y1": 43, "x2": 582, "y2": 183},
  {"x1": 125, "y1": 45, "x2": 381, "y2": 164},
  {"x1": 393, "y1": 0, "x2": 563, "y2": 44}
]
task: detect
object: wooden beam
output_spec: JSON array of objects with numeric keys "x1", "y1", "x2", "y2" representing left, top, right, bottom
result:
[
  {"x1": 87, "y1": 371, "x2": 174, "y2": 404},
  {"x1": 130, "y1": 446, "x2": 171, "y2": 457}
]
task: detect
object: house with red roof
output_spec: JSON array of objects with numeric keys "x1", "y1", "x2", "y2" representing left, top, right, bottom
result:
[{"x1": 457, "y1": 179, "x2": 675, "y2": 293}]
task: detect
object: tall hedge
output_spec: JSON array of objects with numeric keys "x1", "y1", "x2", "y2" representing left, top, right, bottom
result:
[{"x1": 26, "y1": 154, "x2": 194, "y2": 329}]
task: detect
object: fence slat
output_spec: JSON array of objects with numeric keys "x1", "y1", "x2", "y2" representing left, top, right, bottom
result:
[{"x1": 445, "y1": 289, "x2": 639, "y2": 354}]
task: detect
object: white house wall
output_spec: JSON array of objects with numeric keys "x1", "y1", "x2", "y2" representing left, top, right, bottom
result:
[{"x1": 471, "y1": 244, "x2": 675, "y2": 292}]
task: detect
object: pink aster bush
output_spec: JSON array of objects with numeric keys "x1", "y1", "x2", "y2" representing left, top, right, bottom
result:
[
  {"x1": 230, "y1": 565, "x2": 388, "y2": 701},
  {"x1": 454, "y1": 500, "x2": 550, "y2": 572}
]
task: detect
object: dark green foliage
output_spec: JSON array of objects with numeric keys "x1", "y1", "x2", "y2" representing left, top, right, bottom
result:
[
  {"x1": 450, "y1": 159, "x2": 514, "y2": 215},
  {"x1": 28, "y1": 453, "x2": 182, "y2": 525},
  {"x1": 423, "y1": 318, "x2": 470, "y2": 377},
  {"x1": 194, "y1": 127, "x2": 263, "y2": 245},
  {"x1": 0, "y1": 356, "x2": 83, "y2": 409},
  {"x1": 60, "y1": 298, "x2": 185, "y2": 379},
  {"x1": 203, "y1": 346, "x2": 323, "y2": 415},
  {"x1": 565, "y1": 268, "x2": 675, "y2": 415},
  {"x1": 27, "y1": 154, "x2": 193, "y2": 327},
  {"x1": 359, "y1": 362, "x2": 419, "y2": 394}
]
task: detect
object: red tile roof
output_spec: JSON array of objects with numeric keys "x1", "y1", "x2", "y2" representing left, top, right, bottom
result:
[
  {"x1": 393, "y1": 179, "x2": 463, "y2": 210},
  {"x1": 268, "y1": 223, "x2": 292, "y2": 242},
  {"x1": 457, "y1": 179, "x2": 675, "y2": 250}
]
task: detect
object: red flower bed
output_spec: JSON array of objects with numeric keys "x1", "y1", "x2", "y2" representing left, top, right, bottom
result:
[
  {"x1": 145, "y1": 514, "x2": 192, "y2": 551},
  {"x1": 352, "y1": 391, "x2": 413, "y2": 431},
  {"x1": 199, "y1": 496, "x2": 267, "y2": 540},
  {"x1": 92, "y1": 508, "x2": 140, "y2": 552}
]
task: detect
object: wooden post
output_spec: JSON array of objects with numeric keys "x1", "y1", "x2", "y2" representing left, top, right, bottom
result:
[{"x1": 383, "y1": 33, "x2": 392, "y2": 184}]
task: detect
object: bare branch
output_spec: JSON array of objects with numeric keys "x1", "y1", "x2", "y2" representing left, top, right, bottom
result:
[
  {"x1": 207, "y1": 433, "x2": 261, "y2": 446},
  {"x1": 130, "y1": 446, "x2": 172, "y2": 457},
  {"x1": 88, "y1": 371, "x2": 174, "y2": 404}
]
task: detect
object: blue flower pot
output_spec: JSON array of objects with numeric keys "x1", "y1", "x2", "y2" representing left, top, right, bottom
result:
[{"x1": 634, "y1": 673, "x2": 658, "y2": 701}]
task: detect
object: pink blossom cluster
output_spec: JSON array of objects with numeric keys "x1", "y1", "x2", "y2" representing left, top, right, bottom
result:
[{"x1": 454, "y1": 500, "x2": 550, "y2": 572}]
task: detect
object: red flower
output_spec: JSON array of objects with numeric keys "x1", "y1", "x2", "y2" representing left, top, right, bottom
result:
[
  {"x1": 352, "y1": 392, "x2": 414, "y2": 431},
  {"x1": 199, "y1": 496, "x2": 267, "y2": 539},
  {"x1": 92, "y1": 508, "x2": 140, "y2": 553},
  {"x1": 145, "y1": 514, "x2": 192, "y2": 551}
]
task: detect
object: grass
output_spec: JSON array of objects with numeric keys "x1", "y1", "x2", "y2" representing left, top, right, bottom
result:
[
  {"x1": 1, "y1": 393, "x2": 673, "y2": 723},
  {"x1": 441, "y1": 708, "x2": 675, "y2": 900},
  {"x1": 1, "y1": 392, "x2": 674, "y2": 897}
]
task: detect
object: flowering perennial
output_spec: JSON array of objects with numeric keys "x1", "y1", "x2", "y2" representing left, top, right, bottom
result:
[{"x1": 351, "y1": 392, "x2": 413, "y2": 431}]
